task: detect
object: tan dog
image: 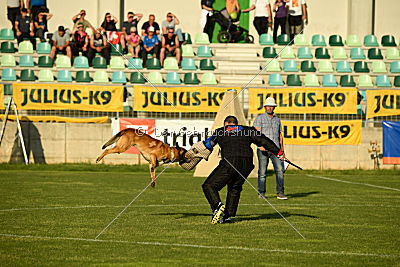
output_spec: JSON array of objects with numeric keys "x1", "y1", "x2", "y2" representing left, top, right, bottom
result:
[{"x1": 96, "y1": 128, "x2": 188, "y2": 187}]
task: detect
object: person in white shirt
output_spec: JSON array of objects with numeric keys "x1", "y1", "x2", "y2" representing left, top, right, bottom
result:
[
  {"x1": 243, "y1": 0, "x2": 272, "y2": 36},
  {"x1": 287, "y1": 0, "x2": 306, "y2": 41}
]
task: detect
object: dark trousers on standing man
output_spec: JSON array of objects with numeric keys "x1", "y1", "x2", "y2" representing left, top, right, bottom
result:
[
  {"x1": 273, "y1": 17, "x2": 286, "y2": 43},
  {"x1": 253, "y1": 16, "x2": 269, "y2": 36},
  {"x1": 202, "y1": 157, "x2": 254, "y2": 218}
]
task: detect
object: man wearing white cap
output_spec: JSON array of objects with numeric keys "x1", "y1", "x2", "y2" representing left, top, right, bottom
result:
[
  {"x1": 253, "y1": 97, "x2": 287, "y2": 200},
  {"x1": 141, "y1": 26, "x2": 160, "y2": 67}
]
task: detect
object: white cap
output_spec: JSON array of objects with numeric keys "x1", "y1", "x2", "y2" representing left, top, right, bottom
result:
[
  {"x1": 263, "y1": 97, "x2": 277, "y2": 107},
  {"x1": 148, "y1": 26, "x2": 155, "y2": 32}
]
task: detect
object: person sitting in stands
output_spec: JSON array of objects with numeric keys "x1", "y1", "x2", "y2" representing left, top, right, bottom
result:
[
  {"x1": 160, "y1": 27, "x2": 180, "y2": 68},
  {"x1": 99, "y1": 12, "x2": 126, "y2": 54},
  {"x1": 141, "y1": 26, "x2": 159, "y2": 67},
  {"x1": 15, "y1": 8, "x2": 36, "y2": 49},
  {"x1": 34, "y1": 9, "x2": 52, "y2": 42},
  {"x1": 72, "y1": 23, "x2": 89, "y2": 59},
  {"x1": 126, "y1": 27, "x2": 141, "y2": 58},
  {"x1": 50, "y1": 25, "x2": 71, "y2": 61},
  {"x1": 87, "y1": 29, "x2": 110, "y2": 66}
]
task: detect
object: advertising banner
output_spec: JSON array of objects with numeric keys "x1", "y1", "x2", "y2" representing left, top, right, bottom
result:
[
  {"x1": 0, "y1": 84, "x2": 4, "y2": 109},
  {"x1": 382, "y1": 121, "x2": 400, "y2": 164},
  {"x1": 0, "y1": 115, "x2": 108, "y2": 123},
  {"x1": 366, "y1": 90, "x2": 400, "y2": 119}
]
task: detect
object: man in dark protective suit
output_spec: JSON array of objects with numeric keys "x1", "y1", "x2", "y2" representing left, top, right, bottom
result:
[{"x1": 202, "y1": 115, "x2": 283, "y2": 224}]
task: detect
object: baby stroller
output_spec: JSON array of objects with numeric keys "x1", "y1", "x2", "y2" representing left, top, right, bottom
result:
[{"x1": 211, "y1": 9, "x2": 254, "y2": 43}]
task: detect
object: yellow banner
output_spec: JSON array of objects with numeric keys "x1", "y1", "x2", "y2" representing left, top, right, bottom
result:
[
  {"x1": 281, "y1": 120, "x2": 362, "y2": 145},
  {"x1": 133, "y1": 86, "x2": 238, "y2": 112},
  {"x1": 0, "y1": 84, "x2": 4, "y2": 109},
  {"x1": 366, "y1": 90, "x2": 400, "y2": 119},
  {"x1": 12, "y1": 83, "x2": 123, "y2": 111},
  {"x1": 0, "y1": 115, "x2": 108, "y2": 123},
  {"x1": 249, "y1": 88, "x2": 358, "y2": 114}
]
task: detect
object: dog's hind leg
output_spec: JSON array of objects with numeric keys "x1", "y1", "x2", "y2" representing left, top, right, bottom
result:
[
  {"x1": 149, "y1": 154, "x2": 158, "y2": 188},
  {"x1": 96, "y1": 135, "x2": 132, "y2": 163}
]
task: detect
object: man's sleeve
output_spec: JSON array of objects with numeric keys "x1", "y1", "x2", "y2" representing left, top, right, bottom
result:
[
  {"x1": 249, "y1": 127, "x2": 280, "y2": 155},
  {"x1": 203, "y1": 130, "x2": 219, "y2": 151},
  {"x1": 141, "y1": 22, "x2": 146, "y2": 30},
  {"x1": 253, "y1": 115, "x2": 261, "y2": 129}
]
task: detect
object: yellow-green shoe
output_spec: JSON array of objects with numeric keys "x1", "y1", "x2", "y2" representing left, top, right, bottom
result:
[{"x1": 211, "y1": 203, "x2": 225, "y2": 224}]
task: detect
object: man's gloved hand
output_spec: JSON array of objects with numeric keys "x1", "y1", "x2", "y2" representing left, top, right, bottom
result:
[{"x1": 277, "y1": 150, "x2": 285, "y2": 161}]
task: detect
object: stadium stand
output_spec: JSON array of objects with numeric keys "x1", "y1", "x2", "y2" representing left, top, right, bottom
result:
[{"x1": 57, "y1": 70, "x2": 73, "y2": 82}]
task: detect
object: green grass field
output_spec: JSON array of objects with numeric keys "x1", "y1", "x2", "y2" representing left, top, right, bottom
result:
[{"x1": 0, "y1": 164, "x2": 399, "y2": 265}]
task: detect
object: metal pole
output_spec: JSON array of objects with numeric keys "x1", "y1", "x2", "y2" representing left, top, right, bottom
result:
[
  {"x1": 119, "y1": 0, "x2": 124, "y2": 31},
  {"x1": 371, "y1": 0, "x2": 375, "y2": 35},
  {"x1": 12, "y1": 99, "x2": 29, "y2": 165},
  {"x1": 0, "y1": 97, "x2": 12, "y2": 144}
]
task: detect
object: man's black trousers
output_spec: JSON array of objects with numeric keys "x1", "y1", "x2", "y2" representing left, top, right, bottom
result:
[{"x1": 202, "y1": 157, "x2": 254, "y2": 217}]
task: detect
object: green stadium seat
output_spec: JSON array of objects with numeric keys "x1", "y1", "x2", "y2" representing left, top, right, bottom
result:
[
  {"x1": 368, "y1": 48, "x2": 383, "y2": 60},
  {"x1": 1, "y1": 54, "x2": 16, "y2": 67},
  {"x1": 364, "y1": 35, "x2": 379, "y2": 47},
  {"x1": 18, "y1": 41, "x2": 33, "y2": 54},
  {"x1": 200, "y1": 58, "x2": 215, "y2": 70},
  {"x1": 318, "y1": 60, "x2": 333, "y2": 72},
  {"x1": 184, "y1": 73, "x2": 199, "y2": 84},
  {"x1": 197, "y1": 45, "x2": 212, "y2": 57},
  {"x1": 294, "y1": 34, "x2": 309, "y2": 46},
  {"x1": 280, "y1": 46, "x2": 295, "y2": 59},
  {"x1": 181, "y1": 45, "x2": 195, "y2": 57},
  {"x1": 329, "y1": 34, "x2": 344, "y2": 46},
  {"x1": 19, "y1": 55, "x2": 34, "y2": 67},
  {"x1": 130, "y1": 72, "x2": 146, "y2": 84},
  {"x1": 304, "y1": 74, "x2": 320, "y2": 86},
  {"x1": 283, "y1": 60, "x2": 298, "y2": 72},
  {"x1": 112, "y1": 71, "x2": 127, "y2": 83},
  {"x1": 163, "y1": 57, "x2": 179, "y2": 70},
  {"x1": 297, "y1": 47, "x2": 313, "y2": 59},
  {"x1": 357, "y1": 74, "x2": 373, "y2": 87},
  {"x1": 183, "y1": 32, "x2": 192, "y2": 44},
  {"x1": 268, "y1": 73, "x2": 284, "y2": 86},
  {"x1": 262, "y1": 47, "x2": 277, "y2": 58},
  {"x1": 0, "y1": 28, "x2": 14, "y2": 40},
  {"x1": 195, "y1": 32, "x2": 210, "y2": 45},
  {"x1": 345, "y1": 34, "x2": 361, "y2": 47},
  {"x1": 128, "y1": 58, "x2": 143, "y2": 69},
  {"x1": 148, "y1": 71, "x2": 163, "y2": 84},
  {"x1": 110, "y1": 56, "x2": 125, "y2": 69},
  {"x1": 277, "y1": 34, "x2": 290, "y2": 45},
  {"x1": 20, "y1": 69, "x2": 36, "y2": 81},
  {"x1": 38, "y1": 55, "x2": 53, "y2": 67},
  {"x1": 1, "y1": 69, "x2": 17, "y2": 81},
  {"x1": 38, "y1": 69, "x2": 54, "y2": 82},
  {"x1": 73, "y1": 56, "x2": 89, "y2": 68},
  {"x1": 390, "y1": 61, "x2": 400, "y2": 73},
  {"x1": 336, "y1": 60, "x2": 352, "y2": 73},
  {"x1": 315, "y1": 47, "x2": 330, "y2": 59},
  {"x1": 110, "y1": 44, "x2": 123, "y2": 56},
  {"x1": 311, "y1": 34, "x2": 327, "y2": 46},
  {"x1": 37, "y1": 42, "x2": 51, "y2": 54},
  {"x1": 350, "y1": 47, "x2": 366, "y2": 60},
  {"x1": 57, "y1": 70, "x2": 72, "y2": 82},
  {"x1": 181, "y1": 58, "x2": 197, "y2": 70},
  {"x1": 3, "y1": 84, "x2": 12, "y2": 95},
  {"x1": 166, "y1": 72, "x2": 181, "y2": 84},
  {"x1": 394, "y1": 76, "x2": 400, "y2": 87},
  {"x1": 259, "y1": 33, "x2": 274, "y2": 45},
  {"x1": 265, "y1": 59, "x2": 281, "y2": 72},
  {"x1": 146, "y1": 58, "x2": 161, "y2": 69},
  {"x1": 286, "y1": 74, "x2": 302, "y2": 86},
  {"x1": 1, "y1": 41, "x2": 16, "y2": 53},
  {"x1": 354, "y1": 61, "x2": 369, "y2": 73},
  {"x1": 381, "y1": 35, "x2": 396, "y2": 47},
  {"x1": 93, "y1": 70, "x2": 109, "y2": 83},
  {"x1": 55, "y1": 55, "x2": 71, "y2": 68},
  {"x1": 322, "y1": 74, "x2": 338, "y2": 87},
  {"x1": 371, "y1": 61, "x2": 387, "y2": 73},
  {"x1": 332, "y1": 47, "x2": 347, "y2": 60},
  {"x1": 201, "y1": 72, "x2": 217, "y2": 85},
  {"x1": 385, "y1": 48, "x2": 400, "y2": 60},
  {"x1": 340, "y1": 75, "x2": 356, "y2": 87},
  {"x1": 375, "y1": 75, "x2": 392, "y2": 87},
  {"x1": 75, "y1": 70, "x2": 91, "y2": 83},
  {"x1": 301, "y1": 60, "x2": 316, "y2": 72}
]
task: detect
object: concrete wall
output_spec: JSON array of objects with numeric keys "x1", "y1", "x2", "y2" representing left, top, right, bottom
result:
[
  {"x1": 1, "y1": 0, "x2": 399, "y2": 40},
  {"x1": 0, "y1": 122, "x2": 395, "y2": 170}
]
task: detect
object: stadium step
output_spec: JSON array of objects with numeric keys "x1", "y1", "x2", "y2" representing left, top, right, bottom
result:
[
  {"x1": 217, "y1": 61, "x2": 260, "y2": 73},
  {"x1": 219, "y1": 75, "x2": 263, "y2": 85}
]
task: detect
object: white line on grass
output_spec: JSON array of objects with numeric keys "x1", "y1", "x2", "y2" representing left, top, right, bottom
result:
[
  {"x1": 0, "y1": 233, "x2": 397, "y2": 258},
  {"x1": 306, "y1": 174, "x2": 400, "y2": 192}
]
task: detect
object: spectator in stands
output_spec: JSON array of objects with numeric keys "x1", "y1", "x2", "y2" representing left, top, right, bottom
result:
[
  {"x1": 287, "y1": 0, "x2": 306, "y2": 41},
  {"x1": 160, "y1": 27, "x2": 181, "y2": 68},
  {"x1": 71, "y1": 23, "x2": 89, "y2": 59},
  {"x1": 122, "y1": 11, "x2": 143, "y2": 37},
  {"x1": 242, "y1": 0, "x2": 272, "y2": 36},
  {"x1": 141, "y1": 26, "x2": 159, "y2": 67},
  {"x1": 126, "y1": 27, "x2": 141, "y2": 58},
  {"x1": 99, "y1": 12, "x2": 126, "y2": 53},
  {"x1": 34, "y1": 9, "x2": 52, "y2": 42},
  {"x1": 141, "y1": 14, "x2": 160, "y2": 37},
  {"x1": 88, "y1": 29, "x2": 110, "y2": 66},
  {"x1": 15, "y1": 8, "x2": 36, "y2": 49},
  {"x1": 201, "y1": 0, "x2": 215, "y2": 42},
  {"x1": 7, "y1": 0, "x2": 25, "y2": 33},
  {"x1": 72, "y1": 9, "x2": 95, "y2": 35},
  {"x1": 162, "y1": 12, "x2": 184, "y2": 43},
  {"x1": 50, "y1": 26, "x2": 71, "y2": 61},
  {"x1": 26, "y1": 0, "x2": 48, "y2": 22},
  {"x1": 272, "y1": 0, "x2": 287, "y2": 43}
]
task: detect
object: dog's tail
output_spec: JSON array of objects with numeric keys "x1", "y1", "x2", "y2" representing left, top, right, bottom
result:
[{"x1": 102, "y1": 130, "x2": 126, "y2": 149}]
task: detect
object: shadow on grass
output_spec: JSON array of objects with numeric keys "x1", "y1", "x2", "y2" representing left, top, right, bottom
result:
[{"x1": 286, "y1": 191, "x2": 319, "y2": 198}]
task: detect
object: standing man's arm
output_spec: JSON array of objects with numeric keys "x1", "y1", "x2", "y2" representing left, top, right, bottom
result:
[
  {"x1": 279, "y1": 132, "x2": 285, "y2": 158},
  {"x1": 253, "y1": 116, "x2": 266, "y2": 151},
  {"x1": 267, "y1": 3, "x2": 272, "y2": 23},
  {"x1": 250, "y1": 128, "x2": 282, "y2": 159},
  {"x1": 302, "y1": 2, "x2": 306, "y2": 20}
]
